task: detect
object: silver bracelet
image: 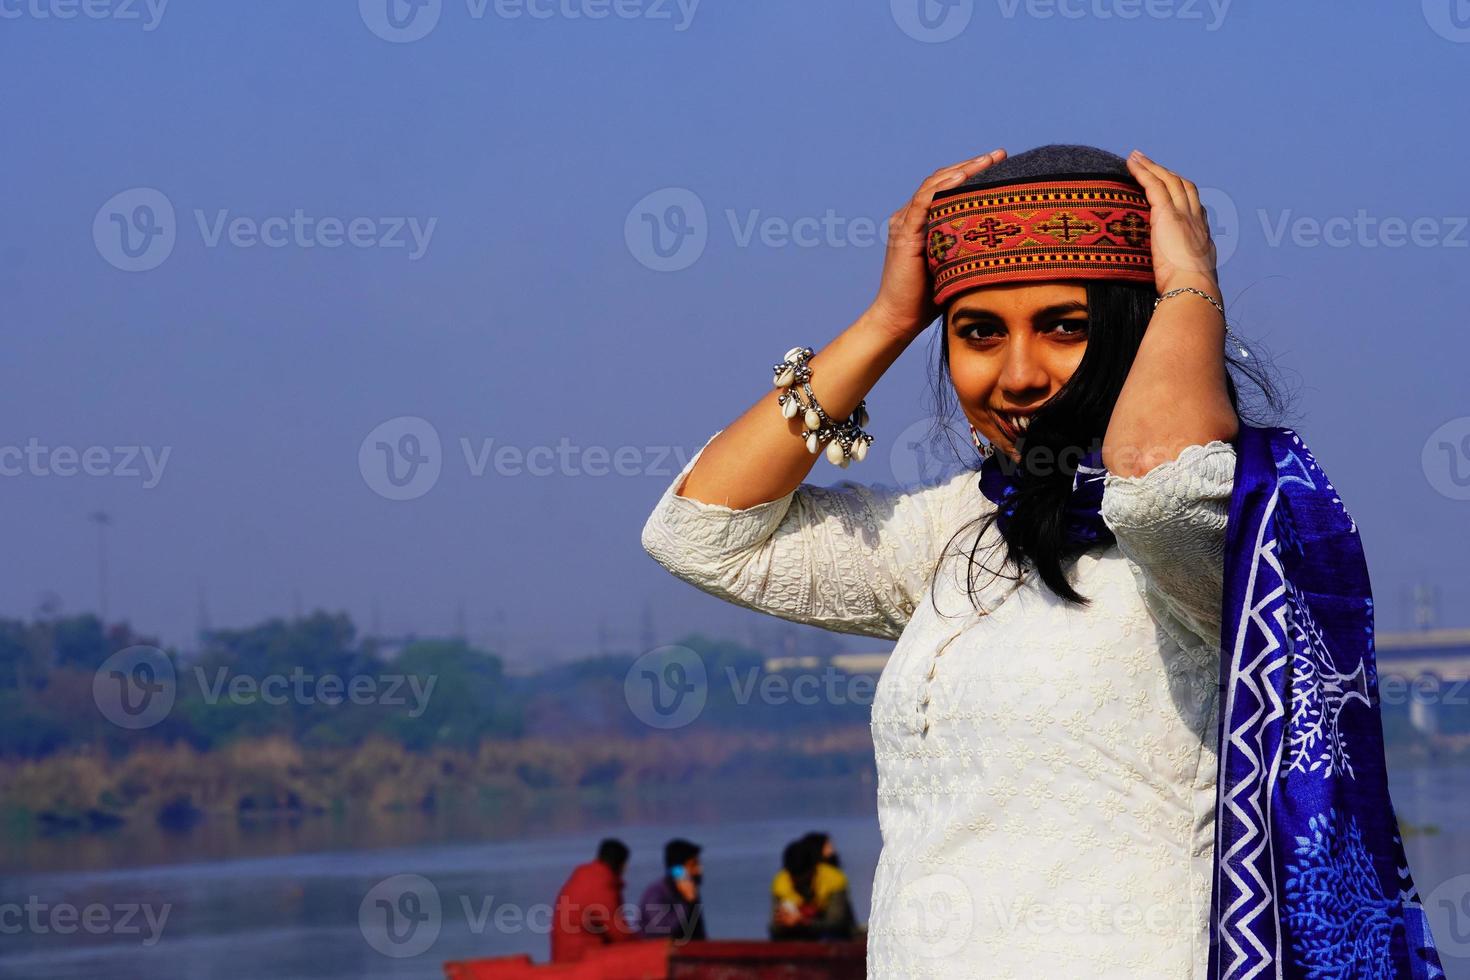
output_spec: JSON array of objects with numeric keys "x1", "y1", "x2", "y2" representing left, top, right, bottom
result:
[
  {"x1": 1154, "y1": 285, "x2": 1225, "y2": 318},
  {"x1": 1152, "y1": 285, "x2": 1255, "y2": 359},
  {"x1": 772, "y1": 346, "x2": 874, "y2": 467}
]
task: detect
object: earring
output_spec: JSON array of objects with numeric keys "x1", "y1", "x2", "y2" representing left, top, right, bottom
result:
[{"x1": 969, "y1": 423, "x2": 994, "y2": 460}]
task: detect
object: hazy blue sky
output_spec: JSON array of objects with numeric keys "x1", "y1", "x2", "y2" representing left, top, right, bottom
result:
[{"x1": 4, "y1": 1, "x2": 1468, "y2": 662}]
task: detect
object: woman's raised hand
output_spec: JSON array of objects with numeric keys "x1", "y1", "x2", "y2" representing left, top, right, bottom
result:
[
  {"x1": 868, "y1": 148, "x2": 1007, "y2": 340},
  {"x1": 1125, "y1": 150, "x2": 1220, "y2": 295}
]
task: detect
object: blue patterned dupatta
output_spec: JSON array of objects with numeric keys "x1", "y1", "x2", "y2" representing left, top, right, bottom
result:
[
  {"x1": 1209, "y1": 424, "x2": 1444, "y2": 979},
  {"x1": 977, "y1": 423, "x2": 1445, "y2": 975}
]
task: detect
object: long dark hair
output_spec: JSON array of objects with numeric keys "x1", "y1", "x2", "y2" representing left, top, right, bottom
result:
[
  {"x1": 921, "y1": 278, "x2": 1292, "y2": 613},
  {"x1": 782, "y1": 837, "x2": 820, "y2": 903}
]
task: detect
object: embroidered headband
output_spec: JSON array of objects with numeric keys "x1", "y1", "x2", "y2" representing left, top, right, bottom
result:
[{"x1": 925, "y1": 171, "x2": 1154, "y2": 307}]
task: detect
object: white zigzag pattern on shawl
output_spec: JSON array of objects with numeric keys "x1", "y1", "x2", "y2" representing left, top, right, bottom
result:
[
  {"x1": 1217, "y1": 483, "x2": 1290, "y2": 980},
  {"x1": 1397, "y1": 858, "x2": 1423, "y2": 905}
]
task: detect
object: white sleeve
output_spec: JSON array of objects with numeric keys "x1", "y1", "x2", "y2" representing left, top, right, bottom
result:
[
  {"x1": 1099, "y1": 440, "x2": 1237, "y2": 651},
  {"x1": 640, "y1": 430, "x2": 975, "y2": 641}
]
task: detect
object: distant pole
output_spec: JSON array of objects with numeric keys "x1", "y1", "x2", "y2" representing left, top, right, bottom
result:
[
  {"x1": 490, "y1": 606, "x2": 507, "y2": 656},
  {"x1": 1411, "y1": 582, "x2": 1438, "y2": 632},
  {"x1": 88, "y1": 510, "x2": 111, "y2": 624},
  {"x1": 640, "y1": 599, "x2": 656, "y2": 652},
  {"x1": 196, "y1": 579, "x2": 212, "y2": 653}
]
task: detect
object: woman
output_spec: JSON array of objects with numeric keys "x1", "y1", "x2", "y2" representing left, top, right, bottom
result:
[
  {"x1": 770, "y1": 834, "x2": 857, "y2": 941},
  {"x1": 640, "y1": 145, "x2": 1440, "y2": 978}
]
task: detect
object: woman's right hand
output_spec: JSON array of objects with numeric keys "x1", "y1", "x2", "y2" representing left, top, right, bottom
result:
[{"x1": 869, "y1": 148, "x2": 1008, "y2": 340}]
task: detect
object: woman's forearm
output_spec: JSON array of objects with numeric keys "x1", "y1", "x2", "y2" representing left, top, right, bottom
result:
[
  {"x1": 676, "y1": 306, "x2": 918, "y2": 510},
  {"x1": 1102, "y1": 272, "x2": 1239, "y2": 478}
]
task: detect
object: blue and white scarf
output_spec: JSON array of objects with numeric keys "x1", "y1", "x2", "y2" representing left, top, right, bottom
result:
[{"x1": 980, "y1": 425, "x2": 1444, "y2": 978}]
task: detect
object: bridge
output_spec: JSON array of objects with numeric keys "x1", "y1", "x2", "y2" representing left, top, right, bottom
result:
[
  {"x1": 768, "y1": 628, "x2": 1470, "y2": 737},
  {"x1": 1378, "y1": 628, "x2": 1470, "y2": 736}
]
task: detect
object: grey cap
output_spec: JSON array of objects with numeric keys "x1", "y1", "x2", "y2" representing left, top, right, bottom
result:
[{"x1": 942, "y1": 143, "x2": 1137, "y2": 197}]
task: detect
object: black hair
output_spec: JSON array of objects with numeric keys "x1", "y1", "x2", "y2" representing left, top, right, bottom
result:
[
  {"x1": 799, "y1": 830, "x2": 839, "y2": 867},
  {"x1": 664, "y1": 837, "x2": 701, "y2": 870},
  {"x1": 920, "y1": 276, "x2": 1291, "y2": 613},
  {"x1": 597, "y1": 837, "x2": 630, "y2": 869},
  {"x1": 782, "y1": 837, "x2": 821, "y2": 903}
]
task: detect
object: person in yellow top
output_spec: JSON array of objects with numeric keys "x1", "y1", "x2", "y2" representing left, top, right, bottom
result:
[{"x1": 769, "y1": 832, "x2": 858, "y2": 941}]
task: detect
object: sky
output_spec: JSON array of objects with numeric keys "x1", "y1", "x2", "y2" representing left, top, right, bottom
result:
[{"x1": 3, "y1": 1, "x2": 1468, "y2": 663}]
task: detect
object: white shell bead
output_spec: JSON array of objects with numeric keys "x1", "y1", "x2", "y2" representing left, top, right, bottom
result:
[
  {"x1": 804, "y1": 409, "x2": 822, "y2": 431},
  {"x1": 805, "y1": 432, "x2": 820, "y2": 454},
  {"x1": 783, "y1": 346, "x2": 806, "y2": 363},
  {"x1": 774, "y1": 366, "x2": 795, "y2": 388},
  {"x1": 851, "y1": 439, "x2": 868, "y2": 462},
  {"x1": 781, "y1": 397, "x2": 800, "y2": 419},
  {"x1": 826, "y1": 440, "x2": 846, "y2": 465}
]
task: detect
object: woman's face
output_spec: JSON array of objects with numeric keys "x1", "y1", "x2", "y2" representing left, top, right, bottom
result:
[{"x1": 945, "y1": 281, "x2": 1090, "y2": 461}]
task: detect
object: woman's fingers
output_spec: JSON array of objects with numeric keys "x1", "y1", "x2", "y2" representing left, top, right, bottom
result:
[
  {"x1": 930, "y1": 148, "x2": 1006, "y2": 183},
  {"x1": 1126, "y1": 154, "x2": 1168, "y2": 211},
  {"x1": 1182, "y1": 178, "x2": 1202, "y2": 219},
  {"x1": 1127, "y1": 153, "x2": 1184, "y2": 216},
  {"x1": 920, "y1": 148, "x2": 1006, "y2": 195},
  {"x1": 1129, "y1": 150, "x2": 1191, "y2": 213},
  {"x1": 1127, "y1": 152, "x2": 1174, "y2": 205},
  {"x1": 1127, "y1": 150, "x2": 1218, "y2": 283},
  {"x1": 1132, "y1": 151, "x2": 1207, "y2": 222},
  {"x1": 899, "y1": 148, "x2": 1007, "y2": 234}
]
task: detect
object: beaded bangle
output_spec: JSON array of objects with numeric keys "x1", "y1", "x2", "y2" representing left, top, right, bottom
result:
[{"x1": 771, "y1": 346, "x2": 874, "y2": 467}]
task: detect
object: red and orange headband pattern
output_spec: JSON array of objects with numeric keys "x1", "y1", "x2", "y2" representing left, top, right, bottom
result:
[{"x1": 925, "y1": 174, "x2": 1154, "y2": 307}]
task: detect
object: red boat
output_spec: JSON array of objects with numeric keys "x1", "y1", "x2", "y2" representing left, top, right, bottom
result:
[{"x1": 444, "y1": 937, "x2": 867, "y2": 979}]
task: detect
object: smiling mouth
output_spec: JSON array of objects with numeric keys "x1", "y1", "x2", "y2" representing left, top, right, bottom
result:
[{"x1": 996, "y1": 412, "x2": 1033, "y2": 441}]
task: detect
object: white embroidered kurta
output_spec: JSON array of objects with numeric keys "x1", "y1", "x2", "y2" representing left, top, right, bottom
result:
[{"x1": 640, "y1": 429, "x2": 1236, "y2": 979}]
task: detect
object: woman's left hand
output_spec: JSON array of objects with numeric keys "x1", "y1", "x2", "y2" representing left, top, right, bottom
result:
[{"x1": 1125, "y1": 150, "x2": 1219, "y2": 295}]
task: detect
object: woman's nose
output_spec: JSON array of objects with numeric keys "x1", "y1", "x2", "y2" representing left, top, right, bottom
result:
[{"x1": 998, "y1": 337, "x2": 1050, "y2": 398}]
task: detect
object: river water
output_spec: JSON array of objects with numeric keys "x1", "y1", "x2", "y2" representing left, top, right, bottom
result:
[{"x1": 1, "y1": 767, "x2": 1466, "y2": 979}]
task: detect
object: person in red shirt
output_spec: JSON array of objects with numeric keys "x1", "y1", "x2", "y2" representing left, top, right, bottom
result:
[{"x1": 550, "y1": 838, "x2": 643, "y2": 963}]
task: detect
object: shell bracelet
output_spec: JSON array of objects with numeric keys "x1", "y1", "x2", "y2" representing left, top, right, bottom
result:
[{"x1": 771, "y1": 346, "x2": 874, "y2": 467}]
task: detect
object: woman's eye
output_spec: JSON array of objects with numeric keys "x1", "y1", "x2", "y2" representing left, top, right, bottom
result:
[{"x1": 957, "y1": 320, "x2": 1087, "y2": 341}]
